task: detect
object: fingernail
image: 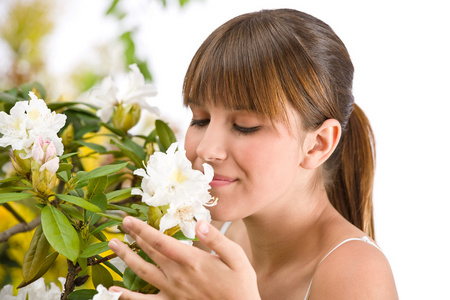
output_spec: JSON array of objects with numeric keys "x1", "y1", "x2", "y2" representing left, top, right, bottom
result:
[
  {"x1": 122, "y1": 217, "x2": 131, "y2": 231},
  {"x1": 198, "y1": 220, "x2": 210, "y2": 236},
  {"x1": 109, "y1": 239, "x2": 119, "y2": 251}
]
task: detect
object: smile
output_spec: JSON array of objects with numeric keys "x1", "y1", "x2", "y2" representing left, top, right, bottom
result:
[{"x1": 210, "y1": 175, "x2": 237, "y2": 187}]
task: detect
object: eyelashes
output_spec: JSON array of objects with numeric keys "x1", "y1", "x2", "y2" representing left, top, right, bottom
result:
[
  {"x1": 189, "y1": 119, "x2": 210, "y2": 127},
  {"x1": 189, "y1": 119, "x2": 260, "y2": 135},
  {"x1": 232, "y1": 124, "x2": 261, "y2": 135}
]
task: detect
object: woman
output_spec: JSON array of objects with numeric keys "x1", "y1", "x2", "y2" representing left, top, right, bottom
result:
[{"x1": 108, "y1": 9, "x2": 398, "y2": 299}]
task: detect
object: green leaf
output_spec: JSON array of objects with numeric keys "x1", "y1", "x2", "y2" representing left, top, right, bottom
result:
[
  {"x1": 59, "y1": 152, "x2": 79, "y2": 161},
  {"x1": 67, "y1": 289, "x2": 98, "y2": 300},
  {"x1": 86, "y1": 176, "x2": 108, "y2": 200},
  {"x1": 18, "y1": 82, "x2": 46, "y2": 99},
  {"x1": 107, "y1": 203, "x2": 138, "y2": 215},
  {"x1": 41, "y1": 205, "x2": 80, "y2": 262},
  {"x1": 73, "y1": 123, "x2": 101, "y2": 140},
  {"x1": 0, "y1": 176, "x2": 23, "y2": 184},
  {"x1": 110, "y1": 139, "x2": 144, "y2": 168},
  {"x1": 85, "y1": 193, "x2": 107, "y2": 225},
  {"x1": 92, "y1": 230, "x2": 107, "y2": 242},
  {"x1": 0, "y1": 91, "x2": 18, "y2": 104},
  {"x1": 57, "y1": 163, "x2": 73, "y2": 172},
  {"x1": 96, "y1": 213, "x2": 124, "y2": 222},
  {"x1": 60, "y1": 204, "x2": 84, "y2": 221},
  {"x1": 0, "y1": 193, "x2": 34, "y2": 204},
  {"x1": 22, "y1": 225, "x2": 50, "y2": 282},
  {"x1": 179, "y1": 0, "x2": 190, "y2": 6},
  {"x1": 73, "y1": 140, "x2": 107, "y2": 154},
  {"x1": 17, "y1": 252, "x2": 59, "y2": 288},
  {"x1": 47, "y1": 101, "x2": 98, "y2": 111},
  {"x1": 91, "y1": 219, "x2": 121, "y2": 235},
  {"x1": 57, "y1": 171, "x2": 70, "y2": 183},
  {"x1": 131, "y1": 204, "x2": 150, "y2": 217},
  {"x1": 56, "y1": 194, "x2": 102, "y2": 213},
  {"x1": 98, "y1": 254, "x2": 123, "y2": 277},
  {"x1": 100, "y1": 122, "x2": 126, "y2": 137},
  {"x1": 106, "y1": 0, "x2": 120, "y2": 15},
  {"x1": 155, "y1": 119, "x2": 176, "y2": 152},
  {"x1": 123, "y1": 137, "x2": 146, "y2": 161},
  {"x1": 79, "y1": 241, "x2": 110, "y2": 258},
  {"x1": 76, "y1": 162, "x2": 129, "y2": 186},
  {"x1": 0, "y1": 187, "x2": 33, "y2": 192},
  {"x1": 92, "y1": 263, "x2": 114, "y2": 289},
  {"x1": 123, "y1": 250, "x2": 155, "y2": 291},
  {"x1": 106, "y1": 187, "x2": 133, "y2": 203}
]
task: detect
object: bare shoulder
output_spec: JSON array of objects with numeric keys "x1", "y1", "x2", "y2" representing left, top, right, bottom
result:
[{"x1": 310, "y1": 239, "x2": 398, "y2": 299}]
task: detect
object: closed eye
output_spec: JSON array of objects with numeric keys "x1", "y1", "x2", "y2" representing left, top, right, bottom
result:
[
  {"x1": 233, "y1": 124, "x2": 261, "y2": 135},
  {"x1": 190, "y1": 119, "x2": 210, "y2": 128}
]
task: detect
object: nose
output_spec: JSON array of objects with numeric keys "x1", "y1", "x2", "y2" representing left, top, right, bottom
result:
[{"x1": 196, "y1": 121, "x2": 228, "y2": 162}]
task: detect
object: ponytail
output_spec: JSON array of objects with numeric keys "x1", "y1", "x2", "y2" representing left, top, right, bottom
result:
[{"x1": 327, "y1": 103, "x2": 376, "y2": 239}]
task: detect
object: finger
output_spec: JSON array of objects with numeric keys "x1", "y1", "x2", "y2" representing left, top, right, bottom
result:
[
  {"x1": 195, "y1": 220, "x2": 248, "y2": 269},
  {"x1": 108, "y1": 238, "x2": 166, "y2": 289},
  {"x1": 109, "y1": 286, "x2": 159, "y2": 300},
  {"x1": 122, "y1": 216, "x2": 198, "y2": 264}
]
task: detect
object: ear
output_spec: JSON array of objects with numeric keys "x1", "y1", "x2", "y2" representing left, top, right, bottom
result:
[{"x1": 300, "y1": 119, "x2": 341, "y2": 170}]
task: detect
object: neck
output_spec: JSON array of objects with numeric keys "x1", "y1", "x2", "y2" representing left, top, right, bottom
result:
[{"x1": 243, "y1": 188, "x2": 336, "y2": 274}]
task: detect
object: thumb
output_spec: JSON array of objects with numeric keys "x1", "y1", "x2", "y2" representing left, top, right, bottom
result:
[{"x1": 196, "y1": 220, "x2": 247, "y2": 269}]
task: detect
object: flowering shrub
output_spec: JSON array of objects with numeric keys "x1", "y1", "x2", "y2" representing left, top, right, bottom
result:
[{"x1": 0, "y1": 65, "x2": 215, "y2": 299}]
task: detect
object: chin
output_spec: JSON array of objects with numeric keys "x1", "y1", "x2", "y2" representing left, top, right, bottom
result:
[{"x1": 209, "y1": 204, "x2": 246, "y2": 222}]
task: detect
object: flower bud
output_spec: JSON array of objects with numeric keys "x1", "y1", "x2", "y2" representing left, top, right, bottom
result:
[
  {"x1": 31, "y1": 136, "x2": 60, "y2": 197},
  {"x1": 11, "y1": 149, "x2": 31, "y2": 177},
  {"x1": 112, "y1": 103, "x2": 141, "y2": 133}
]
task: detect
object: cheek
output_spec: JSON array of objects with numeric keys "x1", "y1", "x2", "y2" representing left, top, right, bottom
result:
[{"x1": 184, "y1": 128, "x2": 199, "y2": 163}]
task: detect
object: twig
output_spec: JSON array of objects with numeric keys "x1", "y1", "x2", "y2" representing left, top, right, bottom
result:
[
  {"x1": 61, "y1": 260, "x2": 77, "y2": 300},
  {"x1": 74, "y1": 253, "x2": 118, "y2": 274},
  {"x1": 3, "y1": 203, "x2": 27, "y2": 223},
  {"x1": 0, "y1": 216, "x2": 41, "y2": 243}
]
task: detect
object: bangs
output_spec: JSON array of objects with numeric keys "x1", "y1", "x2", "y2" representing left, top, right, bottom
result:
[{"x1": 183, "y1": 12, "x2": 290, "y2": 122}]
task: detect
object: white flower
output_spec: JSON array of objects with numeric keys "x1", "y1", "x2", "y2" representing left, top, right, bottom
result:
[
  {"x1": 0, "y1": 277, "x2": 66, "y2": 300},
  {"x1": 0, "y1": 92, "x2": 66, "y2": 159},
  {"x1": 0, "y1": 284, "x2": 15, "y2": 300},
  {"x1": 90, "y1": 76, "x2": 118, "y2": 123},
  {"x1": 16, "y1": 278, "x2": 61, "y2": 300},
  {"x1": 159, "y1": 199, "x2": 212, "y2": 239},
  {"x1": 109, "y1": 257, "x2": 128, "y2": 273},
  {"x1": 91, "y1": 64, "x2": 159, "y2": 123},
  {"x1": 92, "y1": 284, "x2": 122, "y2": 300},
  {"x1": 132, "y1": 143, "x2": 214, "y2": 207},
  {"x1": 132, "y1": 142, "x2": 216, "y2": 239}
]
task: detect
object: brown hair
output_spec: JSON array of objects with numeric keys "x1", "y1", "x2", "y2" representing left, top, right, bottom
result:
[{"x1": 183, "y1": 9, "x2": 376, "y2": 239}]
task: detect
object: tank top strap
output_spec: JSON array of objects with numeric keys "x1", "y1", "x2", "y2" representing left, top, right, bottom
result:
[
  {"x1": 220, "y1": 221, "x2": 232, "y2": 235},
  {"x1": 303, "y1": 236, "x2": 382, "y2": 300}
]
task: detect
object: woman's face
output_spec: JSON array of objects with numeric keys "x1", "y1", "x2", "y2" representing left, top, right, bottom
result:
[{"x1": 184, "y1": 102, "x2": 307, "y2": 221}]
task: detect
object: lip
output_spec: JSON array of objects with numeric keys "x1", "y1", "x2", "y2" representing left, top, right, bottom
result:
[{"x1": 210, "y1": 175, "x2": 237, "y2": 187}]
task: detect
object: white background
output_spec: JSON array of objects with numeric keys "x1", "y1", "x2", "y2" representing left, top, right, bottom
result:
[{"x1": 3, "y1": 0, "x2": 450, "y2": 298}]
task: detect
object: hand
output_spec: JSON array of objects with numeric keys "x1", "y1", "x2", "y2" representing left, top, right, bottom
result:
[{"x1": 108, "y1": 216, "x2": 261, "y2": 300}]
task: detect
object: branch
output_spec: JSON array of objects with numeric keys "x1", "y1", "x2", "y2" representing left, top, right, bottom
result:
[
  {"x1": 0, "y1": 216, "x2": 41, "y2": 243},
  {"x1": 3, "y1": 203, "x2": 27, "y2": 223}
]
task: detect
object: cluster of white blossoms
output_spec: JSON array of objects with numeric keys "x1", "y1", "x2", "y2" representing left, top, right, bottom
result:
[
  {"x1": 90, "y1": 63, "x2": 159, "y2": 123},
  {"x1": 132, "y1": 142, "x2": 216, "y2": 239},
  {"x1": 0, "y1": 279, "x2": 121, "y2": 300},
  {"x1": 0, "y1": 92, "x2": 66, "y2": 159},
  {"x1": 0, "y1": 278, "x2": 63, "y2": 300}
]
